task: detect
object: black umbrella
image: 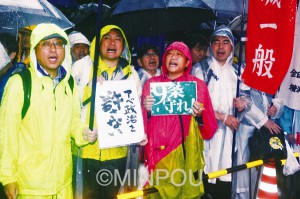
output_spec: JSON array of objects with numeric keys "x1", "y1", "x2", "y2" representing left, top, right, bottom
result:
[
  {"x1": 48, "y1": 0, "x2": 79, "y2": 8},
  {"x1": 202, "y1": 0, "x2": 248, "y2": 15},
  {"x1": 65, "y1": 3, "x2": 111, "y2": 41},
  {"x1": 106, "y1": 0, "x2": 216, "y2": 37}
]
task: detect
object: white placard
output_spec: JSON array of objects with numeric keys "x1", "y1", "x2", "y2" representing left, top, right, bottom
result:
[{"x1": 95, "y1": 80, "x2": 144, "y2": 149}]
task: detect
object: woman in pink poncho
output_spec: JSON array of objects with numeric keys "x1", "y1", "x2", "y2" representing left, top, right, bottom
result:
[{"x1": 141, "y1": 41, "x2": 217, "y2": 199}]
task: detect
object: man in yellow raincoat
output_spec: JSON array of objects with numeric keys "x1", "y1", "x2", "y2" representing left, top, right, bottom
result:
[
  {"x1": 73, "y1": 25, "x2": 146, "y2": 199},
  {"x1": 0, "y1": 23, "x2": 97, "y2": 199}
]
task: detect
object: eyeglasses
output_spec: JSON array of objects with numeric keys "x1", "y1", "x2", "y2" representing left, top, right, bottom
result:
[
  {"x1": 37, "y1": 40, "x2": 65, "y2": 50},
  {"x1": 143, "y1": 52, "x2": 158, "y2": 58}
]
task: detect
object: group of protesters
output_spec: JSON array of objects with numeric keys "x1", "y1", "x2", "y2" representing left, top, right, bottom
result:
[{"x1": 0, "y1": 20, "x2": 299, "y2": 199}]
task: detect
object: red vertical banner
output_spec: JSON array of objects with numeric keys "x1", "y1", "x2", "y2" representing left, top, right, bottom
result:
[{"x1": 242, "y1": 0, "x2": 297, "y2": 94}]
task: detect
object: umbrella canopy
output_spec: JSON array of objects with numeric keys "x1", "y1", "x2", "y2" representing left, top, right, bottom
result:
[
  {"x1": 66, "y1": 3, "x2": 111, "y2": 41},
  {"x1": 228, "y1": 14, "x2": 248, "y2": 35},
  {"x1": 106, "y1": 0, "x2": 216, "y2": 37},
  {"x1": 48, "y1": 0, "x2": 79, "y2": 8},
  {"x1": 202, "y1": 0, "x2": 248, "y2": 15},
  {"x1": 0, "y1": 0, "x2": 74, "y2": 33}
]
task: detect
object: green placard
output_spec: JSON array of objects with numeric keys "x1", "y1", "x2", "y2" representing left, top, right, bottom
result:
[{"x1": 150, "y1": 81, "x2": 196, "y2": 115}]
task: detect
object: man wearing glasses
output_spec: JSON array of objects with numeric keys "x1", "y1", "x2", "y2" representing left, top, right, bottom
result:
[
  {"x1": 0, "y1": 23, "x2": 97, "y2": 199},
  {"x1": 137, "y1": 44, "x2": 161, "y2": 87}
]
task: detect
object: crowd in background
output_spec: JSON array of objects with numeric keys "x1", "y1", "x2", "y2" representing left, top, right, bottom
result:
[{"x1": 0, "y1": 19, "x2": 300, "y2": 199}]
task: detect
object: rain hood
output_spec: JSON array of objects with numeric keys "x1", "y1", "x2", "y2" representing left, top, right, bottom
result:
[
  {"x1": 209, "y1": 25, "x2": 235, "y2": 64},
  {"x1": 30, "y1": 23, "x2": 72, "y2": 80},
  {"x1": 161, "y1": 41, "x2": 192, "y2": 78},
  {"x1": 89, "y1": 24, "x2": 132, "y2": 74}
]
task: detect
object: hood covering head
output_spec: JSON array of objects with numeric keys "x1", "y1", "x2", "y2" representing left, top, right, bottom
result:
[
  {"x1": 68, "y1": 31, "x2": 90, "y2": 48},
  {"x1": 209, "y1": 25, "x2": 234, "y2": 64},
  {"x1": 210, "y1": 25, "x2": 234, "y2": 47},
  {"x1": 90, "y1": 25, "x2": 131, "y2": 66},
  {"x1": 161, "y1": 41, "x2": 192, "y2": 77},
  {"x1": 30, "y1": 23, "x2": 71, "y2": 78}
]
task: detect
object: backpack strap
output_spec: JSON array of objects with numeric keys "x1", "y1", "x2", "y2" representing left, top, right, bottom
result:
[
  {"x1": 18, "y1": 69, "x2": 31, "y2": 120},
  {"x1": 82, "y1": 97, "x2": 91, "y2": 107},
  {"x1": 68, "y1": 75, "x2": 74, "y2": 93},
  {"x1": 200, "y1": 59, "x2": 209, "y2": 83},
  {"x1": 18, "y1": 72, "x2": 74, "y2": 120},
  {"x1": 199, "y1": 59, "x2": 219, "y2": 85}
]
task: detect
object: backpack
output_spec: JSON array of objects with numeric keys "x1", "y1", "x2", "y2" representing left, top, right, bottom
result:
[
  {"x1": 18, "y1": 69, "x2": 74, "y2": 119},
  {"x1": 248, "y1": 126, "x2": 287, "y2": 161}
]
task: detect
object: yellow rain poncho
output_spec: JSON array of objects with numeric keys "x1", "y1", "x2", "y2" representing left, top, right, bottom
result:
[
  {"x1": 0, "y1": 23, "x2": 88, "y2": 196},
  {"x1": 76, "y1": 25, "x2": 142, "y2": 161}
]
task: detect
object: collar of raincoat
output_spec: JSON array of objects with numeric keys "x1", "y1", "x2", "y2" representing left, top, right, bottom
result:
[
  {"x1": 209, "y1": 25, "x2": 235, "y2": 65},
  {"x1": 29, "y1": 23, "x2": 71, "y2": 80},
  {"x1": 89, "y1": 25, "x2": 132, "y2": 70},
  {"x1": 161, "y1": 41, "x2": 192, "y2": 78}
]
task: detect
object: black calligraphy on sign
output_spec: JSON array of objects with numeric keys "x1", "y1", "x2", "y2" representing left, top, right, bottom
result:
[
  {"x1": 290, "y1": 69, "x2": 300, "y2": 78},
  {"x1": 96, "y1": 80, "x2": 145, "y2": 149},
  {"x1": 99, "y1": 89, "x2": 138, "y2": 136},
  {"x1": 123, "y1": 89, "x2": 137, "y2": 132},
  {"x1": 288, "y1": 69, "x2": 300, "y2": 93},
  {"x1": 289, "y1": 84, "x2": 300, "y2": 93},
  {"x1": 100, "y1": 91, "x2": 123, "y2": 113}
]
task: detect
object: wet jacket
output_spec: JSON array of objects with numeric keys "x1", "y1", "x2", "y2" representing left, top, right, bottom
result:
[
  {"x1": 78, "y1": 25, "x2": 142, "y2": 161},
  {"x1": 142, "y1": 42, "x2": 217, "y2": 171},
  {"x1": 245, "y1": 88, "x2": 283, "y2": 128},
  {"x1": 0, "y1": 62, "x2": 26, "y2": 106},
  {"x1": 0, "y1": 24, "x2": 88, "y2": 195}
]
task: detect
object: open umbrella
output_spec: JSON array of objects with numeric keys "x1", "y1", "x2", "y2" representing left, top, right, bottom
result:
[
  {"x1": 202, "y1": 0, "x2": 248, "y2": 15},
  {"x1": 106, "y1": 0, "x2": 216, "y2": 37},
  {"x1": 0, "y1": 0, "x2": 74, "y2": 33},
  {"x1": 202, "y1": 0, "x2": 249, "y2": 31},
  {"x1": 66, "y1": 3, "x2": 111, "y2": 41},
  {"x1": 228, "y1": 14, "x2": 248, "y2": 36},
  {"x1": 48, "y1": 0, "x2": 79, "y2": 8}
]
